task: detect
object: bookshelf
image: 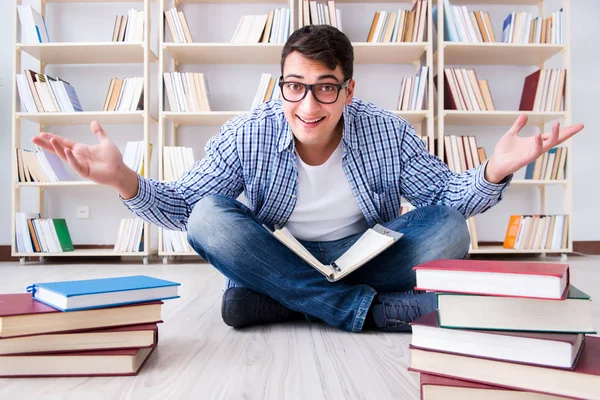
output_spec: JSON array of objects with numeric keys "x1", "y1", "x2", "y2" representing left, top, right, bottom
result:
[
  {"x1": 11, "y1": 0, "x2": 155, "y2": 264},
  {"x1": 435, "y1": 0, "x2": 572, "y2": 255},
  {"x1": 157, "y1": 0, "x2": 435, "y2": 263}
]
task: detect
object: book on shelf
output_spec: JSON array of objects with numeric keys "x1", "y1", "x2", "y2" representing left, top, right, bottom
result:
[
  {"x1": 397, "y1": 66, "x2": 428, "y2": 111},
  {"x1": 111, "y1": 9, "x2": 144, "y2": 42},
  {"x1": 162, "y1": 230, "x2": 194, "y2": 254},
  {"x1": 419, "y1": 373, "x2": 572, "y2": 399},
  {"x1": 114, "y1": 217, "x2": 145, "y2": 253},
  {"x1": 413, "y1": 259, "x2": 570, "y2": 300},
  {"x1": 17, "y1": 5, "x2": 50, "y2": 44},
  {"x1": 436, "y1": 284, "x2": 595, "y2": 333},
  {"x1": 264, "y1": 224, "x2": 402, "y2": 282},
  {"x1": 163, "y1": 72, "x2": 211, "y2": 112},
  {"x1": 123, "y1": 141, "x2": 153, "y2": 175},
  {"x1": 163, "y1": 7, "x2": 193, "y2": 43},
  {"x1": 367, "y1": 0, "x2": 427, "y2": 43},
  {"x1": 443, "y1": 135, "x2": 485, "y2": 174},
  {"x1": 28, "y1": 275, "x2": 181, "y2": 312},
  {"x1": 502, "y1": 8, "x2": 565, "y2": 44},
  {"x1": 519, "y1": 69, "x2": 566, "y2": 112},
  {"x1": 436, "y1": 68, "x2": 495, "y2": 111},
  {"x1": 300, "y1": 0, "x2": 341, "y2": 30},
  {"x1": 15, "y1": 147, "x2": 71, "y2": 183},
  {"x1": 432, "y1": 0, "x2": 495, "y2": 43},
  {"x1": 15, "y1": 213, "x2": 74, "y2": 254},
  {"x1": 503, "y1": 214, "x2": 569, "y2": 251},
  {"x1": 231, "y1": 9, "x2": 291, "y2": 44},
  {"x1": 163, "y1": 146, "x2": 195, "y2": 182},
  {"x1": 524, "y1": 147, "x2": 568, "y2": 181},
  {"x1": 0, "y1": 293, "x2": 163, "y2": 338},
  {"x1": 17, "y1": 70, "x2": 83, "y2": 113},
  {"x1": 102, "y1": 77, "x2": 144, "y2": 112},
  {"x1": 411, "y1": 311, "x2": 585, "y2": 369},
  {"x1": 251, "y1": 73, "x2": 281, "y2": 110}
]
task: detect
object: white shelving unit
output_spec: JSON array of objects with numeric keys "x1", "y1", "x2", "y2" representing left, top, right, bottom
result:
[
  {"x1": 435, "y1": 0, "x2": 572, "y2": 255},
  {"x1": 157, "y1": 0, "x2": 435, "y2": 263},
  {"x1": 11, "y1": 0, "x2": 156, "y2": 264}
]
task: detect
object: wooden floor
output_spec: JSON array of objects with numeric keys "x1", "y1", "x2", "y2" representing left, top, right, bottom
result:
[{"x1": 0, "y1": 255, "x2": 598, "y2": 399}]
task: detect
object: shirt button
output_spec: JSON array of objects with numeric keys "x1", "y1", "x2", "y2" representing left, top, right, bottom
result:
[{"x1": 291, "y1": 194, "x2": 296, "y2": 199}]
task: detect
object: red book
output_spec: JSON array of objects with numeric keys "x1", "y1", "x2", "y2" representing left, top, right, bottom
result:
[
  {"x1": 519, "y1": 69, "x2": 542, "y2": 111},
  {"x1": 413, "y1": 259, "x2": 569, "y2": 300},
  {"x1": 0, "y1": 293, "x2": 163, "y2": 338},
  {"x1": 409, "y1": 335, "x2": 600, "y2": 399},
  {"x1": 420, "y1": 373, "x2": 572, "y2": 399}
]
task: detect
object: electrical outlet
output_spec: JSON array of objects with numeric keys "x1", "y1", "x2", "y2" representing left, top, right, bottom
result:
[{"x1": 76, "y1": 206, "x2": 89, "y2": 219}]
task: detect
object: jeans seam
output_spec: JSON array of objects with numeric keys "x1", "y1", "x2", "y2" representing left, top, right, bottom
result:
[{"x1": 352, "y1": 286, "x2": 377, "y2": 332}]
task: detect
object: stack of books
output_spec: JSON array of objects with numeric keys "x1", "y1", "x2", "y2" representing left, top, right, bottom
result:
[
  {"x1": 408, "y1": 259, "x2": 598, "y2": 399},
  {"x1": 164, "y1": 7, "x2": 193, "y2": 43},
  {"x1": 17, "y1": 69, "x2": 83, "y2": 113},
  {"x1": 15, "y1": 213, "x2": 74, "y2": 254},
  {"x1": 397, "y1": 66, "x2": 428, "y2": 111},
  {"x1": 367, "y1": 0, "x2": 427, "y2": 43},
  {"x1": 102, "y1": 77, "x2": 144, "y2": 112},
  {"x1": 231, "y1": 9, "x2": 291, "y2": 44},
  {"x1": 438, "y1": 68, "x2": 495, "y2": 111},
  {"x1": 0, "y1": 275, "x2": 180, "y2": 377},
  {"x1": 251, "y1": 73, "x2": 281, "y2": 110},
  {"x1": 519, "y1": 69, "x2": 566, "y2": 112}
]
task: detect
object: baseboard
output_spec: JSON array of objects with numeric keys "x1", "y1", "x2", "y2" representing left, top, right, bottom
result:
[{"x1": 2, "y1": 242, "x2": 600, "y2": 262}]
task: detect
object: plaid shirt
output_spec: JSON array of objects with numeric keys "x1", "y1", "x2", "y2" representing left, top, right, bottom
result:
[{"x1": 123, "y1": 98, "x2": 510, "y2": 231}]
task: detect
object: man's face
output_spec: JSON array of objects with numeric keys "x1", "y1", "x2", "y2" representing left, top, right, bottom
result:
[{"x1": 281, "y1": 52, "x2": 355, "y2": 149}]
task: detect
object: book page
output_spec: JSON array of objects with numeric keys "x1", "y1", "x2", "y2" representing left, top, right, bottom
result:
[
  {"x1": 272, "y1": 227, "x2": 332, "y2": 277},
  {"x1": 333, "y1": 228, "x2": 395, "y2": 273}
]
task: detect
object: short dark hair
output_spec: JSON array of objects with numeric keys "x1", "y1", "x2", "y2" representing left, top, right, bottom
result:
[{"x1": 281, "y1": 25, "x2": 354, "y2": 81}]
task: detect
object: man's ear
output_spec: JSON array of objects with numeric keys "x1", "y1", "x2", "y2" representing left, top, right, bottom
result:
[{"x1": 344, "y1": 80, "x2": 355, "y2": 105}]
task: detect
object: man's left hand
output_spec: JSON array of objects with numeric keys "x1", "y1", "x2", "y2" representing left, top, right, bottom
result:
[{"x1": 485, "y1": 114, "x2": 584, "y2": 184}]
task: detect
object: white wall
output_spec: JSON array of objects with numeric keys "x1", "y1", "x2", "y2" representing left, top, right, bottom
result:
[{"x1": 1, "y1": 0, "x2": 598, "y2": 247}]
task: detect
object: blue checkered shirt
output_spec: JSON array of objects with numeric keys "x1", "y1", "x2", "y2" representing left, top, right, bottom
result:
[{"x1": 123, "y1": 98, "x2": 510, "y2": 234}]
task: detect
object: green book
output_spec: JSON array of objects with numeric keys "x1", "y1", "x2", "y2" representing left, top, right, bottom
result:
[{"x1": 52, "y1": 219, "x2": 74, "y2": 252}]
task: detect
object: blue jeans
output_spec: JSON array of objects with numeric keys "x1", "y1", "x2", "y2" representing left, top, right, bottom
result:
[{"x1": 187, "y1": 195, "x2": 471, "y2": 332}]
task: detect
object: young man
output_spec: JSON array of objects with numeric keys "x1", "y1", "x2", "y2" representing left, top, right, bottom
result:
[{"x1": 34, "y1": 25, "x2": 583, "y2": 333}]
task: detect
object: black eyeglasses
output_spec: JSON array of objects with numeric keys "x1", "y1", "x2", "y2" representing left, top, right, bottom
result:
[{"x1": 278, "y1": 78, "x2": 350, "y2": 104}]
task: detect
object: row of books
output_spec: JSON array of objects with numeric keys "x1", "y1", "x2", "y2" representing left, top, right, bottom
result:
[
  {"x1": 0, "y1": 275, "x2": 180, "y2": 376},
  {"x1": 162, "y1": 230, "x2": 194, "y2": 254},
  {"x1": 435, "y1": 1, "x2": 495, "y2": 43},
  {"x1": 367, "y1": 0, "x2": 427, "y2": 43},
  {"x1": 232, "y1": 10, "x2": 291, "y2": 44},
  {"x1": 502, "y1": 9, "x2": 565, "y2": 45},
  {"x1": 163, "y1": 146, "x2": 195, "y2": 182},
  {"x1": 163, "y1": 72, "x2": 211, "y2": 113},
  {"x1": 300, "y1": 0, "x2": 340, "y2": 30},
  {"x1": 409, "y1": 260, "x2": 596, "y2": 399},
  {"x1": 251, "y1": 73, "x2": 282, "y2": 110},
  {"x1": 397, "y1": 66, "x2": 428, "y2": 111},
  {"x1": 111, "y1": 9, "x2": 144, "y2": 43},
  {"x1": 525, "y1": 146, "x2": 568, "y2": 181},
  {"x1": 17, "y1": 5, "x2": 50, "y2": 44},
  {"x1": 440, "y1": 68, "x2": 495, "y2": 111},
  {"x1": 519, "y1": 68, "x2": 566, "y2": 112},
  {"x1": 123, "y1": 141, "x2": 151, "y2": 175},
  {"x1": 17, "y1": 70, "x2": 83, "y2": 113},
  {"x1": 444, "y1": 135, "x2": 486, "y2": 174},
  {"x1": 15, "y1": 213, "x2": 74, "y2": 254},
  {"x1": 102, "y1": 77, "x2": 144, "y2": 112},
  {"x1": 504, "y1": 214, "x2": 569, "y2": 251},
  {"x1": 114, "y1": 218, "x2": 145, "y2": 253},
  {"x1": 164, "y1": 7, "x2": 193, "y2": 44},
  {"x1": 15, "y1": 148, "x2": 69, "y2": 183}
]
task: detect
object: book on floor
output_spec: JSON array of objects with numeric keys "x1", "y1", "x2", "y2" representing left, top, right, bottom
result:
[
  {"x1": 263, "y1": 224, "x2": 402, "y2": 281},
  {"x1": 410, "y1": 311, "x2": 585, "y2": 369},
  {"x1": 413, "y1": 259, "x2": 569, "y2": 299},
  {"x1": 420, "y1": 373, "x2": 571, "y2": 399},
  {"x1": 27, "y1": 275, "x2": 181, "y2": 311},
  {"x1": 436, "y1": 284, "x2": 595, "y2": 333},
  {"x1": 0, "y1": 293, "x2": 163, "y2": 338},
  {"x1": 409, "y1": 335, "x2": 600, "y2": 399}
]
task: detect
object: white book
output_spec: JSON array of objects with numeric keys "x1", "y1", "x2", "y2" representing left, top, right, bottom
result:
[
  {"x1": 16, "y1": 75, "x2": 36, "y2": 112},
  {"x1": 264, "y1": 224, "x2": 402, "y2": 282}
]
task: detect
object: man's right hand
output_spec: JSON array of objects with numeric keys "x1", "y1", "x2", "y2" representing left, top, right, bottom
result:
[{"x1": 32, "y1": 121, "x2": 140, "y2": 200}]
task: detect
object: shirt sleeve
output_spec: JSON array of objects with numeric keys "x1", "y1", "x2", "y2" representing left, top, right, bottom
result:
[
  {"x1": 398, "y1": 122, "x2": 512, "y2": 219},
  {"x1": 121, "y1": 123, "x2": 244, "y2": 231}
]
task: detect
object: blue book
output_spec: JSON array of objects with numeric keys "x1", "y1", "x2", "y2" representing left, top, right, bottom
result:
[{"x1": 27, "y1": 275, "x2": 181, "y2": 311}]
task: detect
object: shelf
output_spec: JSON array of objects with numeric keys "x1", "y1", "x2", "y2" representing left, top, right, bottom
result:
[
  {"x1": 18, "y1": 43, "x2": 157, "y2": 64},
  {"x1": 13, "y1": 249, "x2": 149, "y2": 257},
  {"x1": 469, "y1": 245, "x2": 570, "y2": 254},
  {"x1": 442, "y1": 111, "x2": 566, "y2": 126},
  {"x1": 510, "y1": 179, "x2": 568, "y2": 186},
  {"x1": 48, "y1": 0, "x2": 155, "y2": 2},
  {"x1": 441, "y1": 42, "x2": 564, "y2": 65},
  {"x1": 16, "y1": 111, "x2": 150, "y2": 126},
  {"x1": 390, "y1": 110, "x2": 429, "y2": 125},
  {"x1": 16, "y1": 181, "x2": 97, "y2": 188},
  {"x1": 163, "y1": 111, "x2": 246, "y2": 126},
  {"x1": 159, "y1": 251, "x2": 198, "y2": 256},
  {"x1": 176, "y1": 0, "x2": 412, "y2": 3},
  {"x1": 164, "y1": 42, "x2": 426, "y2": 64},
  {"x1": 449, "y1": 0, "x2": 540, "y2": 4}
]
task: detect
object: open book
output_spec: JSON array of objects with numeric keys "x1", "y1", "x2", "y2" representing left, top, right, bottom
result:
[{"x1": 264, "y1": 224, "x2": 403, "y2": 282}]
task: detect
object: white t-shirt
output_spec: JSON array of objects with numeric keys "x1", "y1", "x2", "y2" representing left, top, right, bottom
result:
[{"x1": 284, "y1": 141, "x2": 368, "y2": 241}]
